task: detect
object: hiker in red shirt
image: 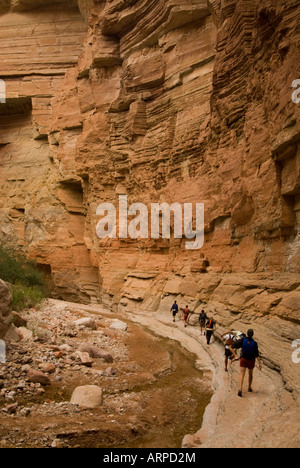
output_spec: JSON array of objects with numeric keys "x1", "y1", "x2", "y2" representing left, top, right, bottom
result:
[{"x1": 183, "y1": 306, "x2": 190, "y2": 328}]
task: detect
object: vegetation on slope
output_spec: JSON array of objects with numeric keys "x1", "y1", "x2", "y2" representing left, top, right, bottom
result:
[{"x1": 0, "y1": 243, "x2": 48, "y2": 311}]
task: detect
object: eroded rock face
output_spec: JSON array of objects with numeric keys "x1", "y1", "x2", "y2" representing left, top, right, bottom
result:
[
  {"x1": 0, "y1": 0, "x2": 99, "y2": 303},
  {"x1": 0, "y1": 1, "x2": 299, "y2": 392},
  {"x1": 0, "y1": 279, "x2": 13, "y2": 339}
]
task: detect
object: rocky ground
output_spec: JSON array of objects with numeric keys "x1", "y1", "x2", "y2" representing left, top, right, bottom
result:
[
  {"x1": 1, "y1": 297, "x2": 299, "y2": 449},
  {"x1": 0, "y1": 299, "x2": 211, "y2": 448}
]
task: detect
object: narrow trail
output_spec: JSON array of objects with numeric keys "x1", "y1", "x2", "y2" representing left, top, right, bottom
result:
[{"x1": 124, "y1": 308, "x2": 300, "y2": 448}]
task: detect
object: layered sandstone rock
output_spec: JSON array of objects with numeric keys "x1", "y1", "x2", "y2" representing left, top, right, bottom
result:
[
  {"x1": 0, "y1": 0, "x2": 299, "y2": 399},
  {"x1": 0, "y1": 1, "x2": 99, "y2": 303}
]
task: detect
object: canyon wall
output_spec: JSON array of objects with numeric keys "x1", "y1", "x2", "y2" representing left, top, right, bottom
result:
[{"x1": 0, "y1": 0, "x2": 300, "y2": 393}]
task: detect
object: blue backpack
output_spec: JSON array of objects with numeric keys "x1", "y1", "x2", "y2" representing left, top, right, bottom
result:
[{"x1": 242, "y1": 338, "x2": 257, "y2": 360}]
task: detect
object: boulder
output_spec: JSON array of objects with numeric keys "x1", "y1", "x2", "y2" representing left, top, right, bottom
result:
[
  {"x1": 6, "y1": 403, "x2": 18, "y2": 414},
  {"x1": 4, "y1": 324, "x2": 22, "y2": 342},
  {"x1": 78, "y1": 343, "x2": 113, "y2": 363},
  {"x1": 0, "y1": 280, "x2": 13, "y2": 340},
  {"x1": 17, "y1": 326, "x2": 33, "y2": 341},
  {"x1": 59, "y1": 343, "x2": 72, "y2": 352},
  {"x1": 17, "y1": 380, "x2": 26, "y2": 390},
  {"x1": 109, "y1": 319, "x2": 127, "y2": 332},
  {"x1": 70, "y1": 385, "x2": 103, "y2": 408},
  {"x1": 20, "y1": 407, "x2": 31, "y2": 417},
  {"x1": 39, "y1": 362, "x2": 56, "y2": 374},
  {"x1": 75, "y1": 350, "x2": 93, "y2": 367},
  {"x1": 74, "y1": 317, "x2": 97, "y2": 330},
  {"x1": 27, "y1": 368, "x2": 51, "y2": 386},
  {"x1": 104, "y1": 367, "x2": 117, "y2": 376}
]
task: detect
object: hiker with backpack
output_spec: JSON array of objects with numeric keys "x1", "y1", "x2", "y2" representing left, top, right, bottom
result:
[
  {"x1": 222, "y1": 330, "x2": 236, "y2": 372},
  {"x1": 228, "y1": 331, "x2": 247, "y2": 364},
  {"x1": 238, "y1": 329, "x2": 262, "y2": 397},
  {"x1": 199, "y1": 310, "x2": 207, "y2": 335},
  {"x1": 205, "y1": 317, "x2": 216, "y2": 344},
  {"x1": 170, "y1": 301, "x2": 179, "y2": 322}
]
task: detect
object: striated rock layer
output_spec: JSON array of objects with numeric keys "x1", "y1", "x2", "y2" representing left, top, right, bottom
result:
[{"x1": 0, "y1": 0, "x2": 300, "y2": 405}]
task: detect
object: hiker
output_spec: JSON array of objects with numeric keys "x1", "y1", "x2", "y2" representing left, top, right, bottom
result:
[
  {"x1": 238, "y1": 329, "x2": 262, "y2": 397},
  {"x1": 222, "y1": 330, "x2": 236, "y2": 372},
  {"x1": 199, "y1": 310, "x2": 207, "y2": 335},
  {"x1": 228, "y1": 331, "x2": 247, "y2": 364},
  {"x1": 183, "y1": 305, "x2": 190, "y2": 328},
  {"x1": 205, "y1": 317, "x2": 216, "y2": 344},
  {"x1": 170, "y1": 301, "x2": 179, "y2": 322}
]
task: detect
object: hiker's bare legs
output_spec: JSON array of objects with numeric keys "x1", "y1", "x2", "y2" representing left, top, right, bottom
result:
[
  {"x1": 225, "y1": 355, "x2": 231, "y2": 372},
  {"x1": 229, "y1": 353, "x2": 238, "y2": 367},
  {"x1": 248, "y1": 369, "x2": 254, "y2": 391},
  {"x1": 239, "y1": 367, "x2": 247, "y2": 396}
]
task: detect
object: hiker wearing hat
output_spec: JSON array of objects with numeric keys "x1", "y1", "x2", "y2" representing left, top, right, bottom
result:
[{"x1": 238, "y1": 329, "x2": 262, "y2": 397}]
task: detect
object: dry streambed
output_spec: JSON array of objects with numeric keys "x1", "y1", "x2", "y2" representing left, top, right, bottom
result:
[{"x1": 0, "y1": 299, "x2": 212, "y2": 448}]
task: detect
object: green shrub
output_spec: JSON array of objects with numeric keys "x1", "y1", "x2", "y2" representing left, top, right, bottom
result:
[
  {"x1": 0, "y1": 244, "x2": 44, "y2": 286},
  {"x1": 12, "y1": 284, "x2": 45, "y2": 311},
  {"x1": 0, "y1": 243, "x2": 47, "y2": 311}
]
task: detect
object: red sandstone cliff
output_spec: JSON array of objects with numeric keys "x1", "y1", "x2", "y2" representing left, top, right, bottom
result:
[{"x1": 0, "y1": 0, "x2": 300, "y2": 394}]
